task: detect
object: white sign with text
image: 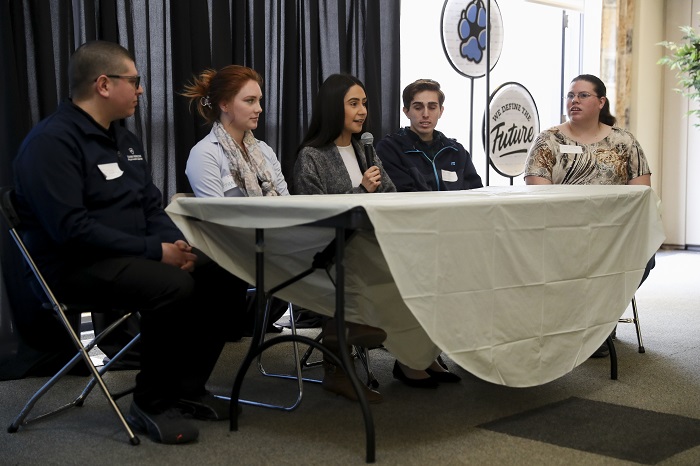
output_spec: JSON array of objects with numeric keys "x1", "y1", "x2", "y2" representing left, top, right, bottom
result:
[{"x1": 484, "y1": 82, "x2": 540, "y2": 178}]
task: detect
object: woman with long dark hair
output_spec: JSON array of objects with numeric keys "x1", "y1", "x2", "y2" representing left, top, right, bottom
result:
[
  {"x1": 294, "y1": 73, "x2": 394, "y2": 195},
  {"x1": 295, "y1": 74, "x2": 460, "y2": 401}
]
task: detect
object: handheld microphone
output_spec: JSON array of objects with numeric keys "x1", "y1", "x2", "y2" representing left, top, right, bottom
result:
[{"x1": 360, "y1": 132, "x2": 374, "y2": 169}]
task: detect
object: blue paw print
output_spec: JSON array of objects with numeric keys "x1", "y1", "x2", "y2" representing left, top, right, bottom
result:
[{"x1": 459, "y1": 0, "x2": 487, "y2": 63}]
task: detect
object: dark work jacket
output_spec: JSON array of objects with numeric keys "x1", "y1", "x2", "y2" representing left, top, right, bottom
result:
[
  {"x1": 12, "y1": 100, "x2": 184, "y2": 287},
  {"x1": 375, "y1": 127, "x2": 483, "y2": 192}
]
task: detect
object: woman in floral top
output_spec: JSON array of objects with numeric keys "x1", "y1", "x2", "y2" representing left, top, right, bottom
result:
[
  {"x1": 524, "y1": 74, "x2": 654, "y2": 358},
  {"x1": 524, "y1": 74, "x2": 651, "y2": 186}
]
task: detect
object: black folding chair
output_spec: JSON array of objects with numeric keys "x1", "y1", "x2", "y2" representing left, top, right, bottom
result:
[
  {"x1": 619, "y1": 296, "x2": 644, "y2": 353},
  {"x1": 1, "y1": 186, "x2": 141, "y2": 445}
]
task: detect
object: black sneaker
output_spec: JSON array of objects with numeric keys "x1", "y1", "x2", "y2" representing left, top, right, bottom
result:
[
  {"x1": 176, "y1": 391, "x2": 240, "y2": 421},
  {"x1": 126, "y1": 401, "x2": 199, "y2": 444}
]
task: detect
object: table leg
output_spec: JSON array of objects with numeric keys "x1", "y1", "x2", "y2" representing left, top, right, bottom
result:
[
  {"x1": 228, "y1": 226, "x2": 377, "y2": 463},
  {"x1": 229, "y1": 228, "x2": 267, "y2": 422},
  {"x1": 606, "y1": 335, "x2": 618, "y2": 380},
  {"x1": 333, "y1": 226, "x2": 376, "y2": 463}
]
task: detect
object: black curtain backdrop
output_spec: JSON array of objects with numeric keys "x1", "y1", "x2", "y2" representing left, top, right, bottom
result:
[{"x1": 0, "y1": 0, "x2": 400, "y2": 380}]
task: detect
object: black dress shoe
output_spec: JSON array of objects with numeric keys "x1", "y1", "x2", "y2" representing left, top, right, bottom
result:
[
  {"x1": 392, "y1": 361, "x2": 439, "y2": 388},
  {"x1": 425, "y1": 368, "x2": 462, "y2": 383}
]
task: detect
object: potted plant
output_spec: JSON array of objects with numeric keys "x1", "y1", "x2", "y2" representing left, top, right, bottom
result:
[{"x1": 659, "y1": 17, "x2": 700, "y2": 125}]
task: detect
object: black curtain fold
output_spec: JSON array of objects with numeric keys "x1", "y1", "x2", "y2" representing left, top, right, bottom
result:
[
  {"x1": 0, "y1": 0, "x2": 400, "y2": 380},
  {"x1": 170, "y1": 0, "x2": 210, "y2": 194},
  {"x1": 99, "y1": 1, "x2": 118, "y2": 42},
  {"x1": 1, "y1": 1, "x2": 24, "y2": 372},
  {"x1": 211, "y1": 2, "x2": 232, "y2": 68},
  {"x1": 30, "y1": 2, "x2": 60, "y2": 116}
]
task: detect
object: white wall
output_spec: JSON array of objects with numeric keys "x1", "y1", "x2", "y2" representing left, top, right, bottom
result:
[
  {"x1": 631, "y1": 0, "x2": 664, "y2": 199},
  {"x1": 658, "y1": 0, "x2": 686, "y2": 247},
  {"x1": 400, "y1": 0, "x2": 601, "y2": 186},
  {"x1": 689, "y1": 7, "x2": 700, "y2": 247},
  {"x1": 660, "y1": 0, "x2": 700, "y2": 248}
]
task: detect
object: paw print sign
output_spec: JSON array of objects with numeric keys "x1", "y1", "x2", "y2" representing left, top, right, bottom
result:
[
  {"x1": 442, "y1": 0, "x2": 504, "y2": 78},
  {"x1": 459, "y1": 0, "x2": 487, "y2": 62}
]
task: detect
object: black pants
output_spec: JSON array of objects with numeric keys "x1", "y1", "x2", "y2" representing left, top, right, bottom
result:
[
  {"x1": 57, "y1": 252, "x2": 247, "y2": 410},
  {"x1": 640, "y1": 254, "x2": 656, "y2": 287}
]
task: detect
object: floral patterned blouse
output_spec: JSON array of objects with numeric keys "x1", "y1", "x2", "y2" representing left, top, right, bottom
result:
[{"x1": 524, "y1": 126, "x2": 650, "y2": 185}]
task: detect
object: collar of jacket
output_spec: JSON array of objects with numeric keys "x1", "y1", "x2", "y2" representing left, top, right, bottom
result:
[
  {"x1": 395, "y1": 127, "x2": 457, "y2": 153},
  {"x1": 62, "y1": 99, "x2": 121, "y2": 143}
]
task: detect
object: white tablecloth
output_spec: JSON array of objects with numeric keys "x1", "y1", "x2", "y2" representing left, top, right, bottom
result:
[{"x1": 166, "y1": 185, "x2": 665, "y2": 387}]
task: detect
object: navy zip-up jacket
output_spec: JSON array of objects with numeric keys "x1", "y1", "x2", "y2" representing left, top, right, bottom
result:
[
  {"x1": 376, "y1": 127, "x2": 483, "y2": 192},
  {"x1": 13, "y1": 100, "x2": 184, "y2": 286}
]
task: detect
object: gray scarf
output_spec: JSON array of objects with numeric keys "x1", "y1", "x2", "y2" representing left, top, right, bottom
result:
[{"x1": 212, "y1": 121, "x2": 279, "y2": 196}]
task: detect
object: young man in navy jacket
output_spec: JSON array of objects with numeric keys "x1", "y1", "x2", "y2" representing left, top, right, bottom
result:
[
  {"x1": 376, "y1": 79, "x2": 483, "y2": 192},
  {"x1": 12, "y1": 40, "x2": 246, "y2": 444}
]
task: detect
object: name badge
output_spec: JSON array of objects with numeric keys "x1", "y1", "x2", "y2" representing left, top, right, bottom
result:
[
  {"x1": 560, "y1": 144, "x2": 583, "y2": 154},
  {"x1": 222, "y1": 174, "x2": 236, "y2": 191},
  {"x1": 97, "y1": 163, "x2": 124, "y2": 180},
  {"x1": 441, "y1": 169, "x2": 458, "y2": 182}
]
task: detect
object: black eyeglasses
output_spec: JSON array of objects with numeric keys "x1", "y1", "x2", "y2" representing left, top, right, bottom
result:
[{"x1": 96, "y1": 75, "x2": 141, "y2": 89}]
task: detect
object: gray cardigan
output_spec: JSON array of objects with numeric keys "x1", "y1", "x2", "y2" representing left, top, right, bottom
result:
[{"x1": 293, "y1": 139, "x2": 396, "y2": 195}]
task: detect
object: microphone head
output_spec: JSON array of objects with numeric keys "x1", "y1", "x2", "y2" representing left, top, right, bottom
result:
[{"x1": 360, "y1": 132, "x2": 374, "y2": 145}]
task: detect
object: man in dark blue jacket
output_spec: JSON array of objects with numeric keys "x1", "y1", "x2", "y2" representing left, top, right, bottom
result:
[
  {"x1": 376, "y1": 79, "x2": 483, "y2": 192},
  {"x1": 12, "y1": 40, "x2": 246, "y2": 444}
]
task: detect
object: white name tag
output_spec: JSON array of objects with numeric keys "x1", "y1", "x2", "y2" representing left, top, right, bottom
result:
[
  {"x1": 441, "y1": 169, "x2": 458, "y2": 182},
  {"x1": 560, "y1": 144, "x2": 583, "y2": 154},
  {"x1": 222, "y1": 174, "x2": 236, "y2": 191},
  {"x1": 97, "y1": 163, "x2": 123, "y2": 180}
]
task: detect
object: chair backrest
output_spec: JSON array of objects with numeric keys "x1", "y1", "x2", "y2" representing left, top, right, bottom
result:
[
  {"x1": 0, "y1": 186, "x2": 21, "y2": 231},
  {"x1": 0, "y1": 186, "x2": 63, "y2": 310}
]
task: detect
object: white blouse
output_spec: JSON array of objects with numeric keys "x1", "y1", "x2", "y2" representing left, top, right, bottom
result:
[{"x1": 337, "y1": 143, "x2": 363, "y2": 187}]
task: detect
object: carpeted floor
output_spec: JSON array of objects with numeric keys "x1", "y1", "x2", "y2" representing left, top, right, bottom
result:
[
  {"x1": 479, "y1": 396, "x2": 700, "y2": 464},
  {"x1": 1, "y1": 249, "x2": 699, "y2": 465}
]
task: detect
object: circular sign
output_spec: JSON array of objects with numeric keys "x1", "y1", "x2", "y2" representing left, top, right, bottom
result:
[
  {"x1": 441, "y1": 0, "x2": 504, "y2": 78},
  {"x1": 483, "y1": 82, "x2": 540, "y2": 178}
]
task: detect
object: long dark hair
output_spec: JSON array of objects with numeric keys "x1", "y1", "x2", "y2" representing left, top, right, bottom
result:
[
  {"x1": 571, "y1": 74, "x2": 616, "y2": 126},
  {"x1": 297, "y1": 73, "x2": 369, "y2": 151}
]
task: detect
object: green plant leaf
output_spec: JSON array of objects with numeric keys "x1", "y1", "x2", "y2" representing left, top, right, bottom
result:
[{"x1": 659, "y1": 13, "x2": 700, "y2": 126}]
